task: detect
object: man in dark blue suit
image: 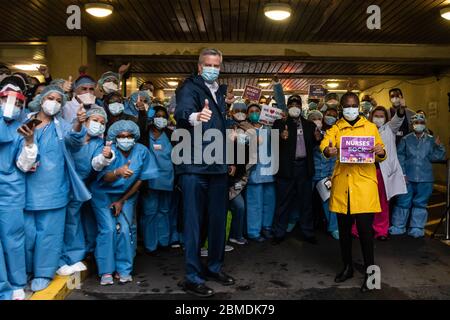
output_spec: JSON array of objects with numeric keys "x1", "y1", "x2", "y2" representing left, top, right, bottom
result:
[{"x1": 174, "y1": 48, "x2": 235, "y2": 297}]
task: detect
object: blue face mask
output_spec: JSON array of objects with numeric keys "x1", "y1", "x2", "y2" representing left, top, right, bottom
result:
[
  {"x1": 116, "y1": 137, "x2": 135, "y2": 151},
  {"x1": 324, "y1": 115, "x2": 337, "y2": 126},
  {"x1": 248, "y1": 112, "x2": 260, "y2": 123},
  {"x1": 108, "y1": 102, "x2": 124, "y2": 116},
  {"x1": 153, "y1": 117, "x2": 168, "y2": 130},
  {"x1": 87, "y1": 120, "x2": 105, "y2": 137},
  {"x1": 201, "y1": 66, "x2": 220, "y2": 83},
  {"x1": 1, "y1": 104, "x2": 21, "y2": 121}
]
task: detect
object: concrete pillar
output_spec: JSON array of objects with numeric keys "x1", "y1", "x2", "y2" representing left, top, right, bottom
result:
[{"x1": 47, "y1": 36, "x2": 96, "y2": 80}]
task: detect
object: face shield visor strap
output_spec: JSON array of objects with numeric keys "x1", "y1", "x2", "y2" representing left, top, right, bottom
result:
[{"x1": 0, "y1": 91, "x2": 25, "y2": 118}]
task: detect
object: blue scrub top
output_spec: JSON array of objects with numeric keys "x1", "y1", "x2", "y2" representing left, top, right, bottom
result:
[
  {"x1": 94, "y1": 143, "x2": 159, "y2": 195},
  {"x1": 0, "y1": 116, "x2": 27, "y2": 209},
  {"x1": 70, "y1": 136, "x2": 104, "y2": 181},
  {"x1": 25, "y1": 118, "x2": 86, "y2": 211},
  {"x1": 147, "y1": 131, "x2": 174, "y2": 191},
  {"x1": 248, "y1": 127, "x2": 276, "y2": 184}
]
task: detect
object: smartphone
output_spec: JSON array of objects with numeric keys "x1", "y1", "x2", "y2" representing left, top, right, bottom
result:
[{"x1": 17, "y1": 118, "x2": 42, "y2": 133}]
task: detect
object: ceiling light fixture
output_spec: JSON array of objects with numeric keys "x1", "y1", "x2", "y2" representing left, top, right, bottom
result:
[
  {"x1": 327, "y1": 82, "x2": 340, "y2": 89},
  {"x1": 85, "y1": 3, "x2": 114, "y2": 18},
  {"x1": 167, "y1": 81, "x2": 179, "y2": 87},
  {"x1": 264, "y1": 3, "x2": 292, "y2": 21},
  {"x1": 441, "y1": 7, "x2": 450, "y2": 20},
  {"x1": 258, "y1": 80, "x2": 271, "y2": 87},
  {"x1": 13, "y1": 64, "x2": 41, "y2": 71}
]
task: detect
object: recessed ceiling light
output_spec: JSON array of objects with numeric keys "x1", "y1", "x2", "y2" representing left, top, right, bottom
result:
[
  {"x1": 13, "y1": 64, "x2": 40, "y2": 71},
  {"x1": 441, "y1": 7, "x2": 450, "y2": 20},
  {"x1": 327, "y1": 82, "x2": 340, "y2": 89},
  {"x1": 258, "y1": 80, "x2": 271, "y2": 87},
  {"x1": 264, "y1": 3, "x2": 292, "y2": 21},
  {"x1": 85, "y1": 3, "x2": 114, "y2": 18},
  {"x1": 167, "y1": 81, "x2": 179, "y2": 87}
]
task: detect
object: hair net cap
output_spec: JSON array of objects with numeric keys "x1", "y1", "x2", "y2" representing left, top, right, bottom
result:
[
  {"x1": 99, "y1": 71, "x2": 120, "y2": 86},
  {"x1": 130, "y1": 90, "x2": 151, "y2": 104},
  {"x1": 39, "y1": 85, "x2": 67, "y2": 107},
  {"x1": 107, "y1": 120, "x2": 140, "y2": 141},
  {"x1": 87, "y1": 105, "x2": 108, "y2": 123},
  {"x1": 230, "y1": 99, "x2": 248, "y2": 113},
  {"x1": 74, "y1": 75, "x2": 96, "y2": 90},
  {"x1": 411, "y1": 113, "x2": 426, "y2": 123},
  {"x1": 307, "y1": 109, "x2": 323, "y2": 120}
]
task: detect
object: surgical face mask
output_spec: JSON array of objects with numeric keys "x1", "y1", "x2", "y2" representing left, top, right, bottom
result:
[
  {"x1": 77, "y1": 92, "x2": 96, "y2": 105},
  {"x1": 373, "y1": 117, "x2": 386, "y2": 128},
  {"x1": 324, "y1": 115, "x2": 337, "y2": 126},
  {"x1": 116, "y1": 137, "x2": 135, "y2": 152},
  {"x1": 413, "y1": 124, "x2": 426, "y2": 133},
  {"x1": 361, "y1": 101, "x2": 373, "y2": 114},
  {"x1": 103, "y1": 81, "x2": 119, "y2": 94},
  {"x1": 248, "y1": 112, "x2": 260, "y2": 123},
  {"x1": 153, "y1": 117, "x2": 168, "y2": 130},
  {"x1": 1, "y1": 103, "x2": 21, "y2": 121},
  {"x1": 42, "y1": 100, "x2": 61, "y2": 116},
  {"x1": 313, "y1": 120, "x2": 323, "y2": 130},
  {"x1": 201, "y1": 66, "x2": 220, "y2": 83},
  {"x1": 87, "y1": 120, "x2": 105, "y2": 137},
  {"x1": 108, "y1": 102, "x2": 124, "y2": 116},
  {"x1": 342, "y1": 107, "x2": 359, "y2": 121},
  {"x1": 288, "y1": 107, "x2": 301, "y2": 118},
  {"x1": 391, "y1": 97, "x2": 401, "y2": 107},
  {"x1": 233, "y1": 112, "x2": 246, "y2": 122}
]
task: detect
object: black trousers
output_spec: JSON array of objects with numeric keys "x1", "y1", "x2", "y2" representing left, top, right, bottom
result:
[
  {"x1": 337, "y1": 212, "x2": 375, "y2": 269},
  {"x1": 273, "y1": 159, "x2": 314, "y2": 239}
]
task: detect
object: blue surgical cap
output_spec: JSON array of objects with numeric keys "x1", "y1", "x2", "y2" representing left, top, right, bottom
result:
[
  {"x1": 87, "y1": 105, "x2": 108, "y2": 123},
  {"x1": 231, "y1": 100, "x2": 248, "y2": 113},
  {"x1": 307, "y1": 109, "x2": 323, "y2": 120},
  {"x1": 74, "y1": 75, "x2": 96, "y2": 90},
  {"x1": 28, "y1": 94, "x2": 42, "y2": 112},
  {"x1": 107, "y1": 120, "x2": 140, "y2": 141},
  {"x1": 39, "y1": 85, "x2": 67, "y2": 107},
  {"x1": 129, "y1": 90, "x2": 152, "y2": 105},
  {"x1": 98, "y1": 71, "x2": 120, "y2": 87},
  {"x1": 411, "y1": 113, "x2": 426, "y2": 123}
]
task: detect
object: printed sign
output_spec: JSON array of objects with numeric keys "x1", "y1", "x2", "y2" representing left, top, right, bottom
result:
[
  {"x1": 339, "y1": 136, "x2": 375, "y2": 164},
  {"x1": 243, "y1": 85, "x2": 262, "y2": 102},
  {"x1": 308, "y1": 84, "x2": 326, "y2": 99},
  {"x1": 259, "y1": 104, "x2": 283, "y2": 126}
]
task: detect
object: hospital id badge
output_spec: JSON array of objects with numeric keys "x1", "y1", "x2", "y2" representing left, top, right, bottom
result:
[
  {"x1": 297, "y1": 128, "x2": 303, "y2": 135},
  {"x1": 396, "y1": 131, "x2": 403, "y2": 137},
  {"x1": 324, "y1": 178, "x2": 332, "y2": 190},
  {"x1": 153, "y1": 144, "x2": 162, "y2": 151}
]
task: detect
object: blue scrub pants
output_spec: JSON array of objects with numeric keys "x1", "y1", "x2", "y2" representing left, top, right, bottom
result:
[
  {"x1": 24, "y1": 207, "x2": 66, "y2": 279},
  {"x1": 59, "y1": 200, "x2": 86, "y2": 266},
  {"x1": 179, "y1": 174, "x2": 228, "y2": 285},
  {"x1": 246, "y1": 182, "x2": 276, "y2": 239},
  {"x1": 91, "y1": 192, "x2": 137, "y2": 276},
  {"x1": 0, "y1": 208, "x2": 26, "y2": 289},
  {"x1": 390, "y1": 182, "x2": 434, "y2": 238},
  {"x1": 81, "y1": 201, "x2": 97, "y2": 253},
  {"x1": 141, "y1": 190, "x2": 171, "y2": 252},
  {"x1": 0, "y1": 240, "x2": 12, "y2": 300},
  {"x1": 229, "y1": 193, "x2": 246, "y2": 240},
  {"x1": 169, "y1": 188, "x2": 182, "y2": 244}
]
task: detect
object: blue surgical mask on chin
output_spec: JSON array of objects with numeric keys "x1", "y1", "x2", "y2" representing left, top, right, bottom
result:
[
  {"x1": 201, "y1": 67, "x2": 220, "y2": 83},
  {"x1": 116, "y1": 137, "x2": 135, "y2": 151}
]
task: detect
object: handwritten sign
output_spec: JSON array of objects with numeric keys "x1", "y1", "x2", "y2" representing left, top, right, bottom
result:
[
  {"x1": 308, "y1": 84, "x2": 326, "y2": 99},
  {"x1": 340, "y1": 136, "x2": 375, "y2": 164},
  {"x1": 243, "y1": 85, "x2": 262, "y2": 103},
  {"x1": 259, "y1": 104, "x2": 283, "y2": 126}
]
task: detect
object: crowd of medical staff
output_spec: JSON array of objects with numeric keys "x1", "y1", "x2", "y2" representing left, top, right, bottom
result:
[{"x1": 0, "y1": 55, "x2": 446, "y2": 299}]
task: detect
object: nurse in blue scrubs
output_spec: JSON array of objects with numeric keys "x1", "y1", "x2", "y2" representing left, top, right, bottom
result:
[
  {"x1": 140, "y1": 105, "x2": 176, "y2": 254},
  {"x1": 57, "y1": 106, "x2": 116, "y2": 276},
  {"x1": 0, "y1": 77, "x2": 39, "y2": 300},
  {"x1": 24, "y1": 85, "x2": 89, "y2": 292},
  {"x1": 90, "y1": 120, "x2": 158, "y2": 285}
]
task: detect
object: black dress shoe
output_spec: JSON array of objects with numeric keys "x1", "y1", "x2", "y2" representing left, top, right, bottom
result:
[
  {"x1": 271, "y1": 237, "x2": 285, "y2": 245},
  {"x1": 205, "y1": 270, "x2": 235, "y2": 286},
  {"x1": 376, "y1": 235, "x2": 388, "y2": 241},
  {"x1": 179, "y1": 280, "x2": 215, "y2": 298},
  {"x1": 334, "y1": 265, "x2": 354, "y2": 283},
  {"x1": 360, "y1": 275, "x2": 373, "y2": 293}
]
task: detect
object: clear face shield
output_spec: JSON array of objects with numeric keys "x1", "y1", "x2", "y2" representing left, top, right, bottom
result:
[{"x1": 0, "y1": 87, "x2": 25, "y2": 120}]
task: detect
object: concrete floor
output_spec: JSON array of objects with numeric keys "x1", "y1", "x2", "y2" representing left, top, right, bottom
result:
[{"x1": 68, "y1": 191, "x2": 450, "y2": 300}]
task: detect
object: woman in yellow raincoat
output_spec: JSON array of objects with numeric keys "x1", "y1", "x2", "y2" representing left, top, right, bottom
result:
[{"x1": 321, "y1": 92, "x2": 386, "y2": 293}]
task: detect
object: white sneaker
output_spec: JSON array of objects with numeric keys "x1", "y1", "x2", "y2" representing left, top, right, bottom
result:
[
  {"x1": 225, "y1": 245, "x2": 234, "y2": 252},
  {"x1": 12, "y1": 289, "x2": 26, "y2": 300},
  {"x1": 56, "y1": 264, "x2": 75, "y2": 276},
  {"x1": 119, "y1": 275, "x2": 133, "y2": 283},
  {"x1": 70, "y1": 261, "x2": 87, "y2": 272}
]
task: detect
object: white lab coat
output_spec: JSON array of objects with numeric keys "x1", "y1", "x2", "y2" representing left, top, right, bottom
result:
[{"x1": 378, "y1": 112, "x2": 408, "y2": 200}]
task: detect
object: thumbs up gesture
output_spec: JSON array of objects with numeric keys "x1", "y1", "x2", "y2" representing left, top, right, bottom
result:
[
  {"x1": 281, "y1": 125, "x2": 289, "y2": 140},
  {"x1": 135, "y1": 95, "x2": 146, "y2": 111},
  {"x1": 325, "y1": 139, "x2": 338, "y2": 157},
  {"x1": 197, "y1": 99, "x2": 212, "y2": 122},
  {"x1": 103, "y1": 141, "x2": 113, "y2": 159},
  {"x1": 63, "y1": 76, "x2": 73, "y2": 93},
  {"x1": 77, "y1": 104, "x2": 87, "y2": 123},
  {"x1": 116, "y1": 160, "x2": 134, "y2": 179}
]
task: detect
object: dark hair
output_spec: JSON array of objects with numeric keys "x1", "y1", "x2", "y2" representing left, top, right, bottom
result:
[
  {"x1": 369, "y1": 106, "x2": 389, "y2": 122},
  {"x1": 152, "y1": 105, "x2": 168, "y2": 119},
  {"x1": 389, "y1": 88, "x2": 403, "y2": 96},
  {"x1": 139, "y1": 81, "x2": 154, "y2": 91},
  {"x1": 287, "y1": 94, "x2": 302, "y2": 107},
  {"x1": 0, "y1": 75, "x2": 26, "y2": 92},
  {"x1": 340, "y1": 92, "x2": 359, "y2": 106},
  {"x1": 246, "y1": 103, "x2": 261, "y2": 113}
]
